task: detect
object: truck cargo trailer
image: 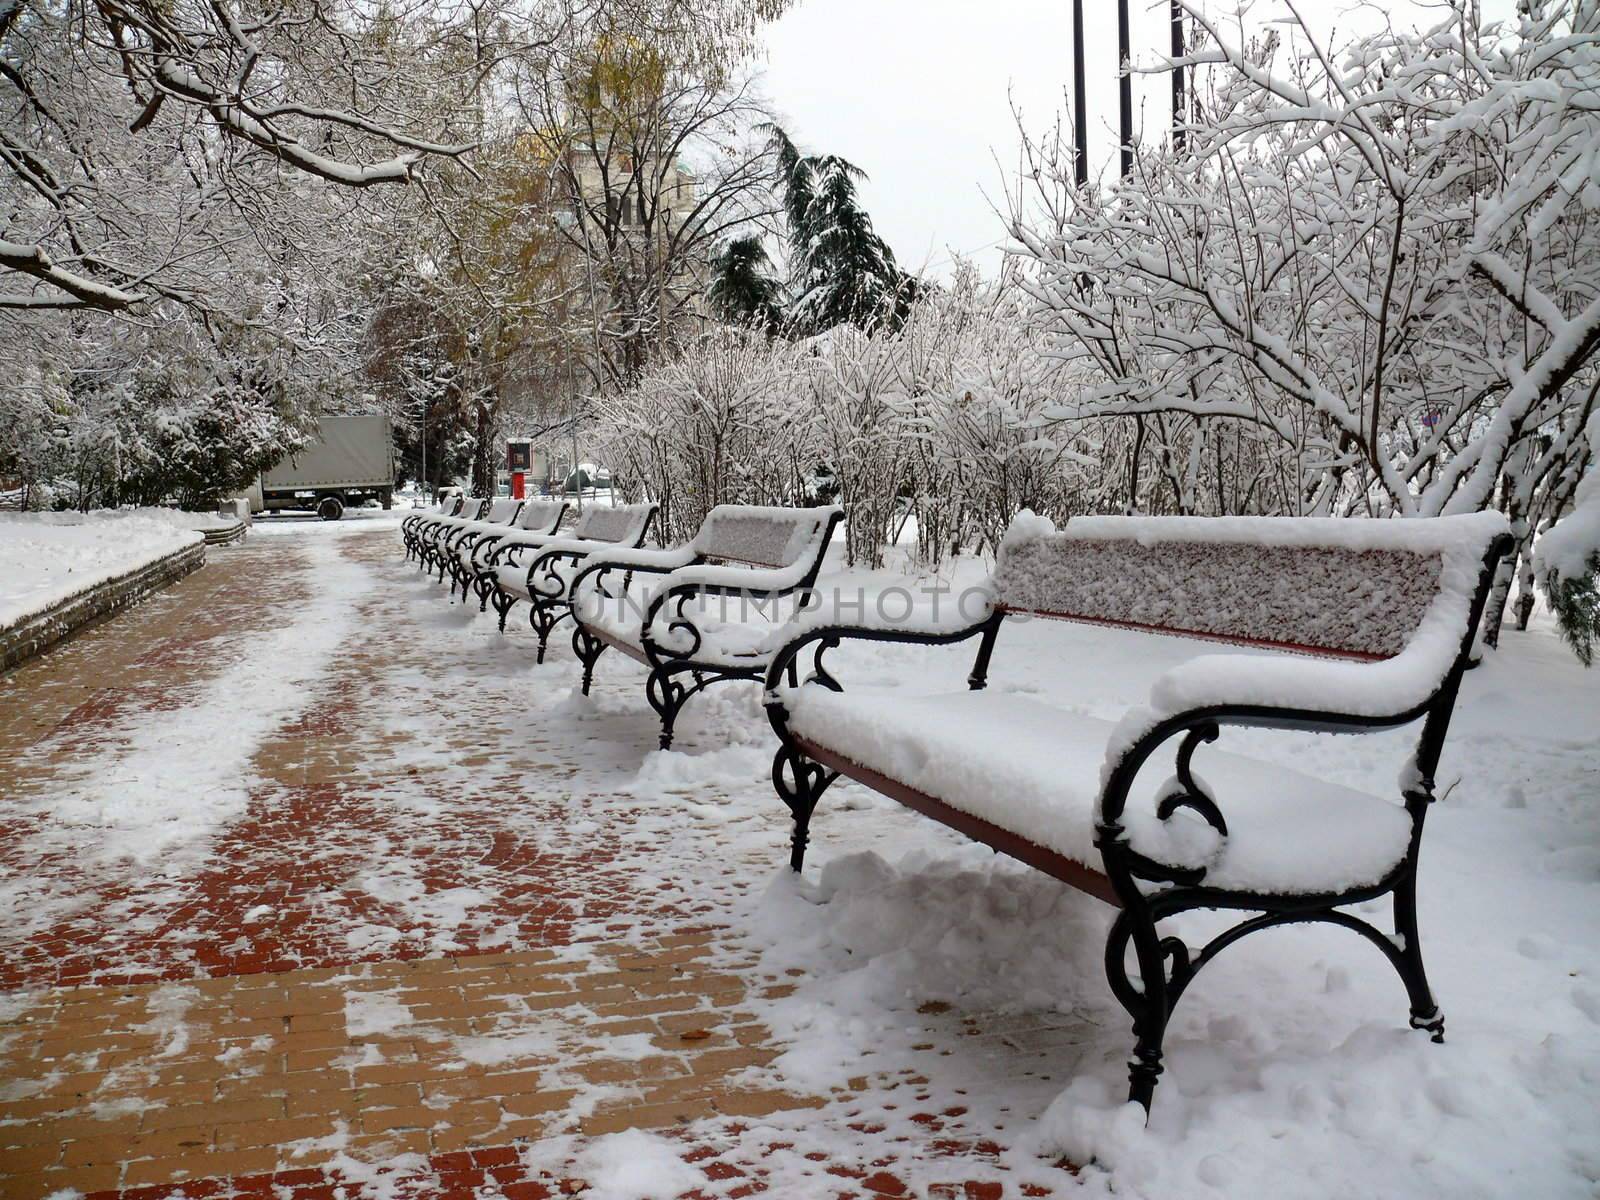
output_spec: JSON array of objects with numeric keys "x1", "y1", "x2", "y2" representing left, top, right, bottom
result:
[{"x1": 248, "y1": 415, "x2": 395, "y2": 521}]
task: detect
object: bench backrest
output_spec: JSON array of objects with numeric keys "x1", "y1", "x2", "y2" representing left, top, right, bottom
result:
[
  {"x1": 691, "y1": 505, "x2": 843, "y2": 573},
  {"x1": 512, "y1": 498, "x2": 565, "y2": 533},
  {"x1": 452, "y1": 497, "x2": 487, "y2": 521},
  {"x1": 992, "y1": 514, "x2": 1504, "y2": 661},
  {"x1": 572, "y1": 502, "x2": 656, "y2": 545},
  {"x1": 484, "y1": 498, "x2": 521, "y2": 525}
]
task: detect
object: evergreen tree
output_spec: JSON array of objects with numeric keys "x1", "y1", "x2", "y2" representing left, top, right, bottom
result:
[
  {"x1": 765, "y1": 125, "x2": 911, "y2": 336},
  {"x1": 707, "y1": 236, "x2": 786, "y2": 334}
]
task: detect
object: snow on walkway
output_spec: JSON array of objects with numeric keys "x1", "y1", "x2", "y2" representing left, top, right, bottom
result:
[{"x1": 0, "y1": 514, "x2": 1595, "y2": 1199}]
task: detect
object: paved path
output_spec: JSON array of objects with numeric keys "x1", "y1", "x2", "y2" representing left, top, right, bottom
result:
[{"x1": 0, "y1": 519, "x2": 1074, "y2": 1199}]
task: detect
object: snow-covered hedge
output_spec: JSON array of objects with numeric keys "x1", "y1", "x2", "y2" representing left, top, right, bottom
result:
[
  {"x1": 589, "y1": 267, "x2": 1095, "y2": 567},
  {"x1": 1535, "y1": 415, "x2": 1600, "y2": 664}
]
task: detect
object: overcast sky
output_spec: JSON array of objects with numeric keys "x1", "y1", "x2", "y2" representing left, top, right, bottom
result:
[{"x1": 757, "y1": 0, "x2": 1521, "y2": 276}]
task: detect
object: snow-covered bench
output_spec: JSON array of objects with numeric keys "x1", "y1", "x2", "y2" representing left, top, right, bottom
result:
[
  {"x1": 402, "y1": 495, "x2": 467, "y2": 561},
  {"x1": 476, "y1": 502, "x2": 659, "y2": 656},
  {"x1": 403, "y1": 492, "x2": 460, "y2": 560},
  {"x1": 763, "y1": 512, "x2": 1511, "y2": 1113},
  {"x1": 439, "y1": 498, "x2": 569, "y2": 597},
  {"x1": 419, "y1": 497, "x2": 522, "y2": 578},
  {"x1": 570, "y1": 504, "x2": 844, "y2": 749}
]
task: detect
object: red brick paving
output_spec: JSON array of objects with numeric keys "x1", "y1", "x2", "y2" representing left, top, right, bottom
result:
[
  {"x1": 0, "y1": 774, "x2": 679, "y2": 990},
  {"x1": 0, "y1": 523, "x2": 1075, "y2": 1199}
]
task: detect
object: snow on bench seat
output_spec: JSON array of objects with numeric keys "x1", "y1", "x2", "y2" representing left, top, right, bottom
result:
[
  {"x1": 581, "y1": 584, "x2": 777, "y2": 666},
  {"x1": 782, "y1": 689, "x2": 1414, "y2": 896},
  {"x1": 569, "y1": 504, "x2": 844, "y2": 748}
]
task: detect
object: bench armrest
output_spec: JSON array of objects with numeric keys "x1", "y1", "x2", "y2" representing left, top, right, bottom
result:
[
  {"x1": 761, "y1": 604, "x2": 1003, "y2": 707},
  {"x1": 1092, "y1": 635, "x2": 1468, "y2": 890},
  {"x1": 579, "y1": 544, "x2": 698, "y2": 573},
  {"x1": 569, "y1": 545, "x2": 702, "y2": 625},
  {"x1": 520, "y1": 543, "x2": 603, "y2": 598},
  {"x1": 485, "y1": 529, "x2": 560, "y2": 565}
]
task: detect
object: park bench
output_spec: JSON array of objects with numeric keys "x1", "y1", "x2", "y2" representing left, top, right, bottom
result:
[
  {"x1": 762, "y1": 511, "x2": 1511, "y2": 1113},
  {"x1": 412, "y1": 496, "x2": 506, "y2": 577},
  {"x1": 402, "y1": 495, "x2": 468, "y2": 562},
  {"x1": 569, "y1": 504, "x2": 844, "y2": 749},
  {"x1": 409, "y1": 495, "x2": 484, "y2": 562},
  {"x1": 423, "y1": 496, "x2": 522, "y2": 579},
  {"x1": 440, "y1": 498, "x2": 569, "y2": 597},
  {"x1": 476, "y1": 502, "x2": 659, "y2": 657}
]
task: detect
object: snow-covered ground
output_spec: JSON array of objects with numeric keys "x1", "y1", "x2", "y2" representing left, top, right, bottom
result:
[
  {"x1": 375, "y1": 517, "x2": 1593, "y2": 1197},
  {"x1": 599, "y1": 543, "x2": 1600, "y2": 1197},
  {"x1": 6, "y1": 513, "x2": 1595, "y2": 1197},
  {"x1": 0, "y1": 509, "x2": 203, "y2": 628}
]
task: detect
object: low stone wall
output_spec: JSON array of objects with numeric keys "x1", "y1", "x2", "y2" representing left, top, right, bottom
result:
[
  {"x1": 0, "y1": 540, "x2": 207, "y2": 673},
  {"x1": 199, "y1": 519, "x2": 248, "y2": 546}
]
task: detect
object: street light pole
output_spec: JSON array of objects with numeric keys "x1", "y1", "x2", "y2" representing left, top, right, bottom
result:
[
  {"x1": 1118, "y1": 0, "x2": 1133, "y2": 177},
  {"x1": 1072, "y1": 0, "x2": 1088, "y2": 188},
  {"x1": 1171, "y1": 0, "x2": 1186, "y2": 153}
]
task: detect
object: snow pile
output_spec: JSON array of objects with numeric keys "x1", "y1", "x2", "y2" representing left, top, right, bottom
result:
[
  {"x1": 1535, "y1": 413, "x2": 1600, "y2": 584},
  {"x1": 572, "y1": 1129, "x2": 706, "y2": 1200},
  {"x1": 0, "y1": 509, "x2": 202, "y2": 628},
  {"x1": 114, "y1": 506, "x2": 240, "y2": 530},
  {"x1": 742, "y1": 818, "x2": 1600, "y2": 1199}
]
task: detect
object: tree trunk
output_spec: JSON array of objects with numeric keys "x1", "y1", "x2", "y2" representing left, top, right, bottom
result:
[{"x1": 471, "y1": 398, "x2": 496, "y2": 498}]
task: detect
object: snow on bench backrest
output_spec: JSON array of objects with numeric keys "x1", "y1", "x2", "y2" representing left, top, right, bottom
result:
[
  {"x1": 514, "y1": 499, "x2": 565, "y2": 533},
  {"x1": 691, "y1": 505, "x2": 840, "y2": 570},
  {"x1": 993, "y1": 514, "x2": 1499, "y2": 660},
  {"x1": 457, "y1": 497, "x2": 488, "y2": 521},
  {"x1": 572, "y1": 503, "x2": 654, "y2": 545},
  {"x1": 485, "y1": 498, "x2": 521, "y2": 524}
]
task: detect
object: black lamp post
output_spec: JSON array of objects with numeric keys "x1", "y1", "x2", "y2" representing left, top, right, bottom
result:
[
  {"x1": 1171, "y1": 0, "x2": 1185, "y2": 154},
  {"x1": 1072, "y1": 0, "x2": 1088, "y2": 187},
  {"x1": 1117, "y1": 0, "x2": 1133, "y2": 177},
  {"x1": 1071, "y1": 0, "x2": 1186, "y2": 184}
]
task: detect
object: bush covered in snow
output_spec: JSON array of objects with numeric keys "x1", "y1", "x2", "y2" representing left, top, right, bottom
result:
[
  {"x1": 1009, "y1": 1, "x2": 1600, "y2": 647},
  {"x1": 0, "y1": 320, "x2": 314, "y2": 511},
  {"x1": 590, "y1": 266, "x2": 1095, "y2": 567},
  {"x1": 1536, "y1": 416, "x2": 1600, "y2": 663}
]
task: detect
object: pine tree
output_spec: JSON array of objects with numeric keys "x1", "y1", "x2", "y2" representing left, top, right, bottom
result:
[
  {"x1": 707, "y1": 236, "x2": 786, "y2": 334},
  {"x1": 765, "y1": 125, "x2": 910, "y2": 336}
]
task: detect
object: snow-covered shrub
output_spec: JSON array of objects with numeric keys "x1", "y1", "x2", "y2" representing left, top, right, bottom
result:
[
  {"x1": 1536, "y1": 415, "x2": 1600, "y2": 665},
  {"x1": 1010, "y1": 1, "x2": 1600, "y2": 637},
  {"x1": 591, "y1": 326, "x2": 816, "y2": 544},
  {"x1": 0, "y1": 313, "x2": 315, "y2": 510},
  {"x1": 588, "y1": 270, "x2": 1097, "y2": 569},
  {"x1": 801, "y1": 324, "x2": 909, "y2": 568},
  {"x1": 894, "y1": 265, "x2": 1094, "y2": 559}
]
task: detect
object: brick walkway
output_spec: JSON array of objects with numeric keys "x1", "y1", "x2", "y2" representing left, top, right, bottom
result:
[{"x1": 0, "y1": 520, "x2": 1077, "y2": 1199}]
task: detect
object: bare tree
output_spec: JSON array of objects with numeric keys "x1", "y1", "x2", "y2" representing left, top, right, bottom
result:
[{"x1": 512, "y1": 20, "x2": 780, "y2": 393}]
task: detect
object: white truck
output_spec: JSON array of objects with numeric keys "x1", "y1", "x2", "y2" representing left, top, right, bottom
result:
[{"x1": 247, "y1": 415, "x2": 395, "y2": 521}]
